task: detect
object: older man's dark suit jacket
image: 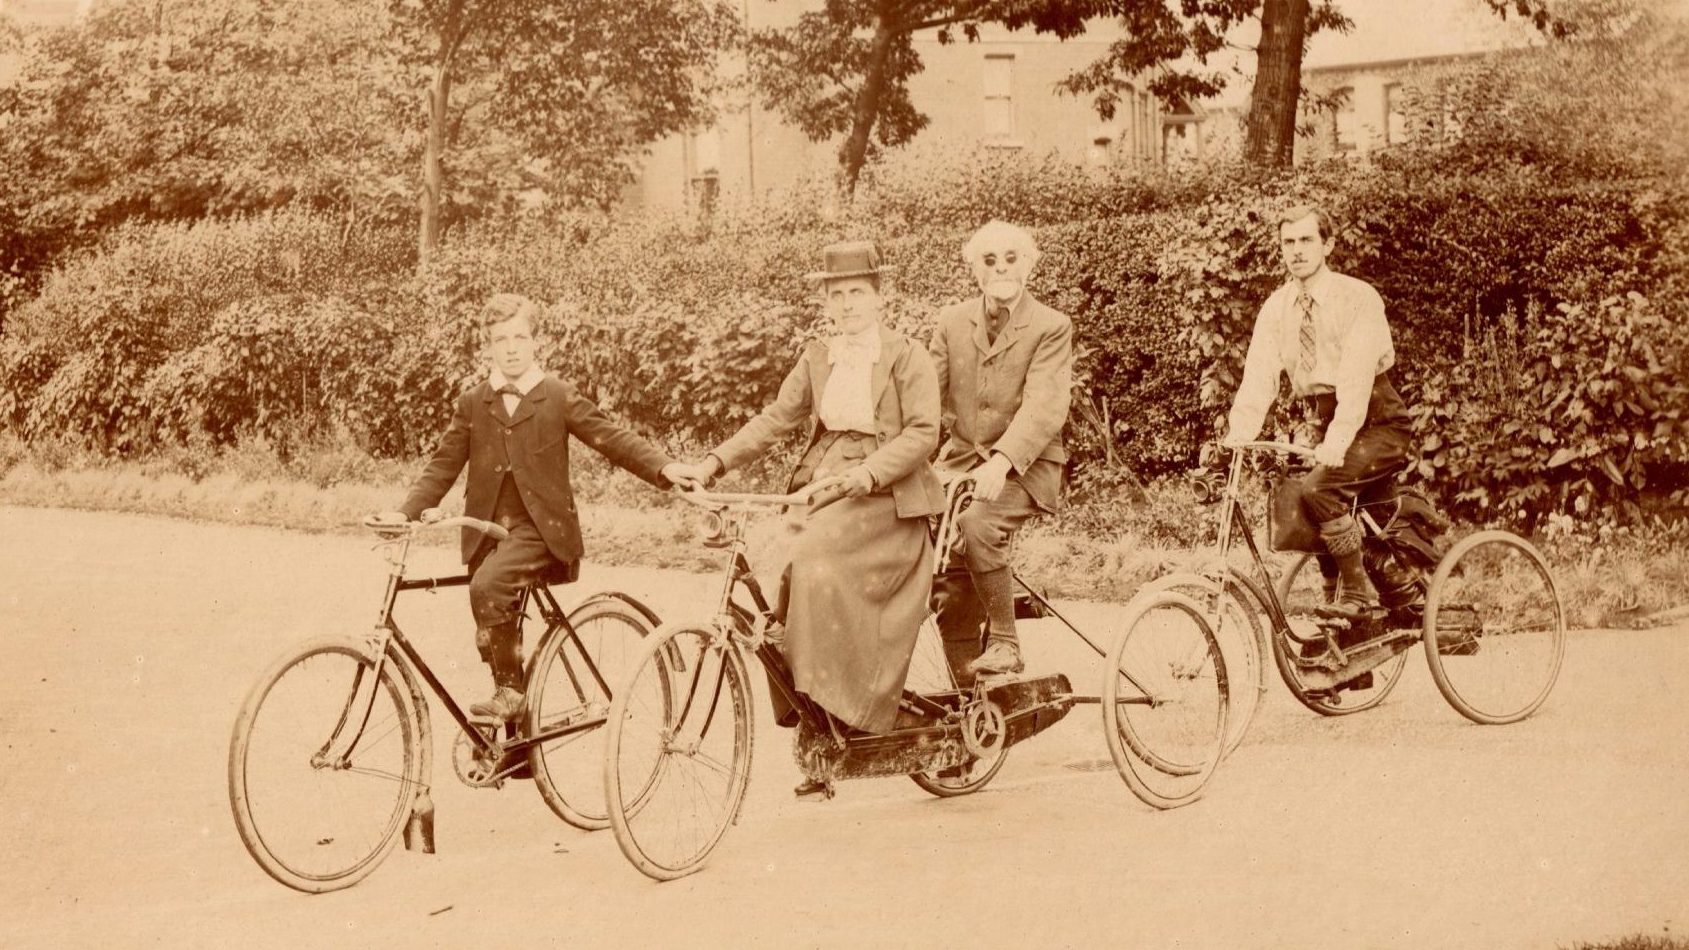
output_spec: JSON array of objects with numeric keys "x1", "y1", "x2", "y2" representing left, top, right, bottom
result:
[{"x1": 399, "y1": 375, "x2": 673, "y2": 565}]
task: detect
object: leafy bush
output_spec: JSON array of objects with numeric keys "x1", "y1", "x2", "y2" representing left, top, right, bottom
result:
[{"x1": 4, "y1": 143, "x2": 1686, "y2": 527}]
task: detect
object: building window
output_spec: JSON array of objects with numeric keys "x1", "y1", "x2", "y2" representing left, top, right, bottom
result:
[
  {"x1": 1334, "y1": 86, "x2": 1359, "y2": 151},
  {"x1": 688, "y1": 128, "x2": 722, "y2": 217},
  {"x1": 1384, "y1": 83, "x2": 1407, "y2": 145},
  {"x1": 982, "y1": 54, "x2": 1015, "y2": 143}
]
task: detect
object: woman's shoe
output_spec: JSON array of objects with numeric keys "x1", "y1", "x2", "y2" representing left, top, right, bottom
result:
[{"x1": 793, "y1": 778, "x2": 835, "y2": 801}]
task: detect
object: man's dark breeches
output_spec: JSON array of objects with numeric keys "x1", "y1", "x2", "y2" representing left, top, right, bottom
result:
[{"x1": 1298, "y1": 425, "x2": 1412, "y2": 524}]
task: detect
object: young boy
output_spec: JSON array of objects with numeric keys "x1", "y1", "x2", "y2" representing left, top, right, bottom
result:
[{"x1": 375, "y1": 293, "x2": 694, "y2": 722}]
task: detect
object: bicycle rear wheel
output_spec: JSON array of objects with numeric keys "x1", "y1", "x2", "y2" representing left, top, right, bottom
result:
[
  {"x1": 1272, "y1": 553, "x2": 1409, "y2": 715},
  {"x1": 1103, "y1": 591, "x2": 1229, "y2": 809},
  {"x1": 1138, "y1": 571, "x2": 1266, "y2": 756},
  {"x1": 605, "y1": 623, "x2": 753, "y2": 881},
  {"x1": 228, "y1": 638, "x2": 420, "y2": 892},
  {"x1": 527, "y1": 597, "x2": 662, "y2": 830},
  {"x1": 1423, "y1": 531, "x2": 1565, "y2": 724}
]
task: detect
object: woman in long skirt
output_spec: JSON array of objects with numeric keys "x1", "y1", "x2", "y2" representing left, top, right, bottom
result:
[{"x1": 675, "y1": 240, "x2": 944, "y2": 795}]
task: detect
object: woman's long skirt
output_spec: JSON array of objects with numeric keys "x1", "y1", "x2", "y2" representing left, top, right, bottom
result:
[{"x1": 777, "y1": 458, "x2": 933, "y2": 734}]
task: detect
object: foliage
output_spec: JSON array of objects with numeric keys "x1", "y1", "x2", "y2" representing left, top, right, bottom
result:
[
  {"x1": 1393, "y1": 0, "x2": 1689, "y2": 180},
  {"x1": 390, "y1": 0, "x2": 740, "y2": 254},
  {"x1": 1412, "y1": 294, "x2": 1689, "y2": 526},
  {"x1": 4, "y1": 134, "x2": 1687, "y2": 527},
  {"x1": 0, "y1": 0, "x2": 412, "y2": 313}
]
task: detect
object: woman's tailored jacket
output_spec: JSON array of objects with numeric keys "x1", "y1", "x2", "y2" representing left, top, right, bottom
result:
[
  {"x1": 399, "y1": 375, "x2": 673, "y2": 564},
  {"x1": 711, "y1": 325, "x2": 945, "y2": 519}
]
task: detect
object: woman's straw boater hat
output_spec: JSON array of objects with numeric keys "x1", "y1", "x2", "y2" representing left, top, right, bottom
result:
[{"x1": 805, "y1": 240, "x2": 895, "y2": 284}]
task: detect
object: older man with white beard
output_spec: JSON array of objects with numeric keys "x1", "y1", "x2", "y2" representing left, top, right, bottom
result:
[{"x1": 929, "y1": 220, "x2": 1073, "y2": 680}]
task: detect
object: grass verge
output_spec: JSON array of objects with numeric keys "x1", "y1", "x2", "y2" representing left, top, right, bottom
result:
[{"x1": 1, "y1": 435, "x2": 1684, "y2": 628}]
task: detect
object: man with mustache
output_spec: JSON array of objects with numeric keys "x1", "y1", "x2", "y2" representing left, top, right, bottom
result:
[
  {"x1": 929, "y1": 220, "x2": 1074, "y2": 681},
  {"x1": 1224, "y1": 204, "x2": 1415, "y2": 623}
]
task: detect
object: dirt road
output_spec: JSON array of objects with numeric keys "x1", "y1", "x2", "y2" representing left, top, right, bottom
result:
[{"x1": 2, "y1": 505, "x2": 1685, "y2": 950}]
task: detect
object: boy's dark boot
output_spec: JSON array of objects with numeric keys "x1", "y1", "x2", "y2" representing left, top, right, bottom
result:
[{"x1": 470, "y1": 619, "x2": 525, "y2": 722}]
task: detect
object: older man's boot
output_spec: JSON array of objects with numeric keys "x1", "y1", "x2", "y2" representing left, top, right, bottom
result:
[{"x1": 966, "y1": 568, "x2": 1025, "y2": 676}]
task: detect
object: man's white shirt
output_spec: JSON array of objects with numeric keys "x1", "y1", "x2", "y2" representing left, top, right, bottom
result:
[{"x1": 1226, "y1": 267, "x2": 1395, "y2": 460}]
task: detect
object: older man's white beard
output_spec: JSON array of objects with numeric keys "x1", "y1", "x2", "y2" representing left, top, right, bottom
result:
[{"x1": 984, "y1": 279, "x2": 1021, "y2": 303}]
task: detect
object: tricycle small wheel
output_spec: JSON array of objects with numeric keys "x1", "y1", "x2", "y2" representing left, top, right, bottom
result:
[{"x1": 1271, "y1": 553, "x2": 1409, "y2": 716}]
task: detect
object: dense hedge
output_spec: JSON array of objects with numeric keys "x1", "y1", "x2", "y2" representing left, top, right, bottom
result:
[{"x1": 2, "y1": 148, "x2": 1685, "y2": 526}]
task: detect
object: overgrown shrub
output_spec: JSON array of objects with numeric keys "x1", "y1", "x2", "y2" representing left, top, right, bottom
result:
[{"x1": 3, "y1": 144, "x2": 1685, "y2": 526}]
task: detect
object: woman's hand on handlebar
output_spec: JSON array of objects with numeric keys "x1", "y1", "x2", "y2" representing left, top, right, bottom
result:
[{"x1": 835, "y1": 466, "x2": 875, "y2": 499}]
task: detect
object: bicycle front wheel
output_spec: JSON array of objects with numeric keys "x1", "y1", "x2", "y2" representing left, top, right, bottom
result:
[
  {"x1": 527, "y1": 596, "x2": 661, "y2": 830},
  {"x1": 1138, "y1": 571, "x2": 1266, "y2": 756},
  {"x1": 1103, "y1": 591, "x2": 1229, "y2": 809},
  {"x1": 604, "y1": 623, "x2": 754, "y2": 881},
  {"x1": 228, "y1": 638, "x2": 421, "y2": 892},
  {"x1": 1423, "y1": 531, "x2": 1565, "y2": 724}
]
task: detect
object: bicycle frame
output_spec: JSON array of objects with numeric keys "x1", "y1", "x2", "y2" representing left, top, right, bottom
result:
[{"x1": 325, "y1": 529, "x2": 610, "y2": 774}]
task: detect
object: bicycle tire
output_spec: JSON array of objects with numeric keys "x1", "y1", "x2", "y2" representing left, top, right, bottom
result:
[
  {"x1": 228, "y1": 638, "x2": 421, "y2": 893},
  {"x1": 526, "y1": 597, "x2": 664, "y2": 830},
  {"x1": 1138, "y1": 570, "x2": 1265, "y2": 755},
  {"x1": 1423, "y1": 530, "x2": 1565, "y2": 724},
  {"x1": 604, "y1": 623, "x2": 754, "y2": 881}
]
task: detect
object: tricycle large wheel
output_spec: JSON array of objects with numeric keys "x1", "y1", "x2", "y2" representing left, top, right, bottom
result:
[
  {"x1": 1272, "y1": 553, "x2": 1409, "y2": 716},
  {"x1": 1103, "y1": 590, "x2": 1229, "y2": 809},
  {"x1": 1423, "y1": 530, "x2": 1565, "y2": 724},
  {"x1": 1137, "y1": 570, "x2": 1267, "y2": 756},
  {"x1": 604, "y1": 623, "x2": 753, "y2": 881}
]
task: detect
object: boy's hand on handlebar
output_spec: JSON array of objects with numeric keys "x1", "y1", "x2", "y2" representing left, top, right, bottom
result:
[
  {"x1": 970, "y1": 454, "x2": 1014, "y2": 502},
  {"x1": 664, "y1": 458, "x2": 719, "y2": 490}
]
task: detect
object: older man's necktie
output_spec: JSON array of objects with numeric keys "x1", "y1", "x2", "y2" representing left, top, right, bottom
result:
[{"x1": 1295, "y1": 292, "x2": 1317, "y2": 379}]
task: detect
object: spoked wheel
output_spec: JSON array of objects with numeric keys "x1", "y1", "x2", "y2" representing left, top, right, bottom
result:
[
  {"x1": 1423, "y1": 531, "x2": 1565, "y2": 724},
  {"x1": 604, "y1": 623, "x2": 754, "y2": 881},
  {"x1": 526, "y1": 597, "x2": 662, "y2": 830},
  {"x1": 228, "y1": 638, "x2": 421, "y2": 892},
  {"x1": 1138, "y1": 570, "x2": 1268, "y2": 756},
  {"x1": 1103, "y1": 591, "x2": 1230, "y2": 809},
  {"x1": 1273, "y1": 553, "x2": 1409, "y2": 716},
  {"x1": 904, "y1": 615, "x2": 1010, "y2": 797}
]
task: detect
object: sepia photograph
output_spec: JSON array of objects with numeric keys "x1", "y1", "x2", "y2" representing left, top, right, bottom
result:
[{"x1": 1, "y1": 0, "x2": 1686, "y2": 947}]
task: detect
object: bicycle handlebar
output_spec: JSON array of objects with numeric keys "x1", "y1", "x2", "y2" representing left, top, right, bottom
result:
[
  {"x1": 675, "y1": 475, "x2": 849, "y2": 512},
  {"x1": 363, "y1": 515, "x2": 510, "y2": 542},
  {"x1": 1226, "y1": 440, "x2": 1315, "y2": 459}
]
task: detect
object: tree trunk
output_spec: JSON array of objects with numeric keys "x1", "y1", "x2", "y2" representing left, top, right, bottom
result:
[
  {"x1": 840, "y1": 11, "x2": 897, "y2": 199},
  {"x1": 1243, "y1": 0, "x2": 1310, "y2": 168},
  {"x1": 419, "y1": 0, "x2": 465, "y2": 265}
]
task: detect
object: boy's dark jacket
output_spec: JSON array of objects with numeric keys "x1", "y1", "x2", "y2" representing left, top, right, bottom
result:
[{"x1": 399, "y1": 375, "x2": 672, "y2": 564}]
